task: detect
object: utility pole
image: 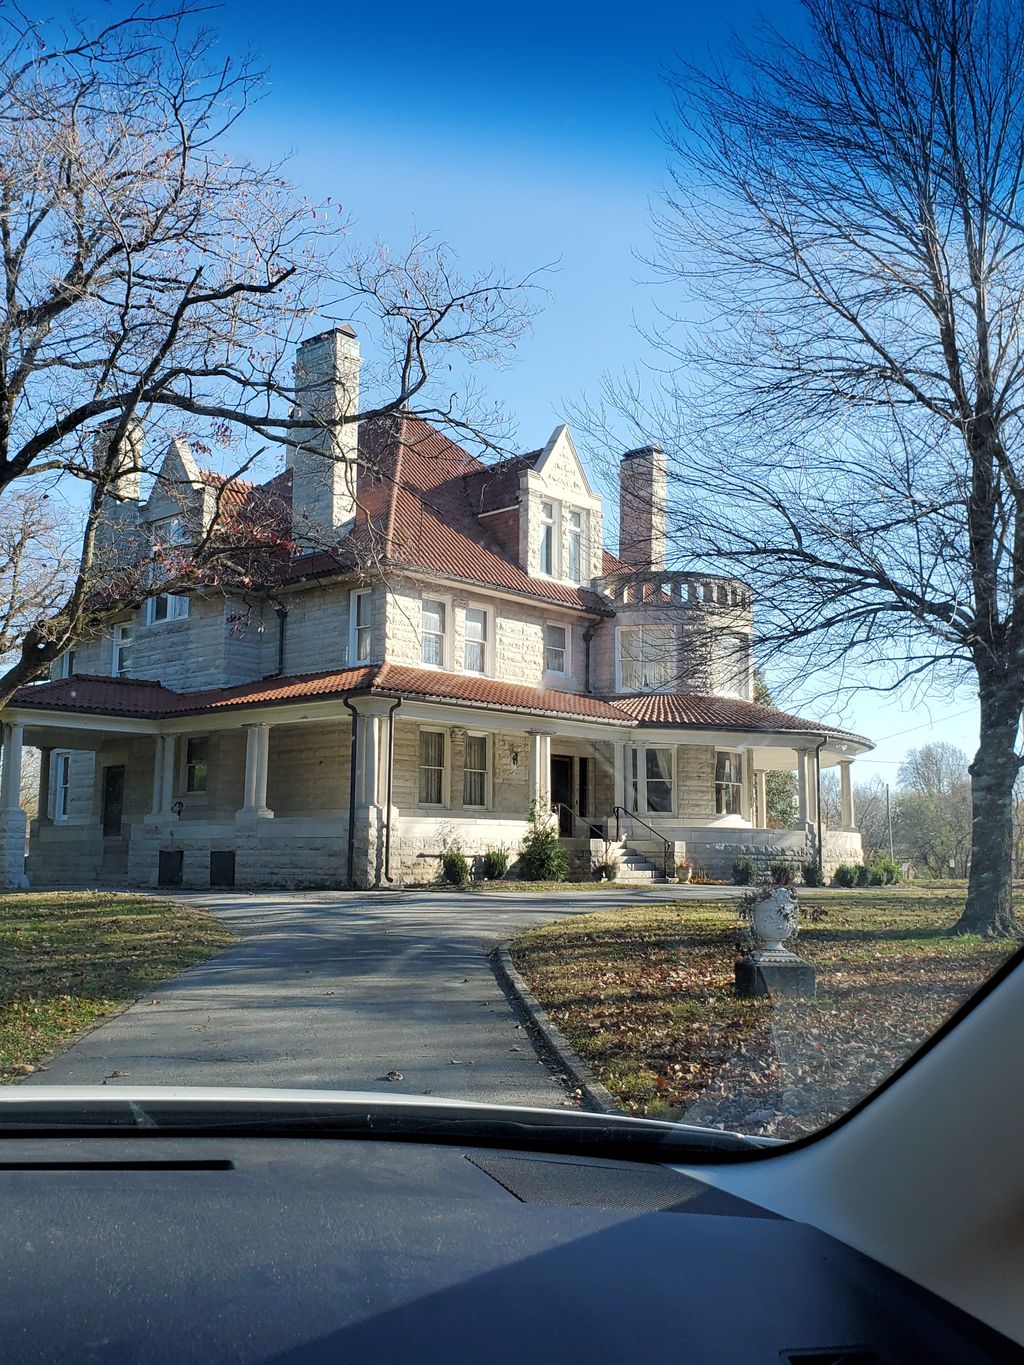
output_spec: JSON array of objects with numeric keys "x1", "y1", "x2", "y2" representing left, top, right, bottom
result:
[{"x1": 886, "y1": 783, "x2": 895, "y2": 861}]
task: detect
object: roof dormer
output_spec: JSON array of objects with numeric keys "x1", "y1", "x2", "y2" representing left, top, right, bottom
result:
[{"x1": 519, "y1": 426, "x2": 604, "y2": 584}]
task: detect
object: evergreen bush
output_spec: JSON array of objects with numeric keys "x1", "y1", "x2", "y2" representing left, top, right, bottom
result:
[
  {"x1": 731, "y1": 856, "x2": 757, "y2": 885},
  {"x1": 441, "y1": 847, "x2": 470, "y2": 889},
  {"x1": 481, "y1": 846, "x2": 510, "y2": 880},
  {"x1": 520, "y1": 808, "x2": 570, "y2": 882}
]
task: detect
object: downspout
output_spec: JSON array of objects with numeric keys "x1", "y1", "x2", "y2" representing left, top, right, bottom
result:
[
  {"x1": 343, "y1": 697, "x2": 360, "y2": 888},
  {"x1": 274, "y1": 605, "x2": 288, "y2": 677},
  {"x1": 382, "y1": 697, "x2": 402, "y2": 883},
  {"x1": 582, "y1": 621, "x2": 598, "y2": 694}
]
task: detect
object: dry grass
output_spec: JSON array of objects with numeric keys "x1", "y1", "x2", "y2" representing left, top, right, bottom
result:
[
  {"x1": 0, "y1": 891, "x2": 232, "y2": 1078},
  {"x1": 510, "y1": 888, "x2": 1019, "y2": 1138}
]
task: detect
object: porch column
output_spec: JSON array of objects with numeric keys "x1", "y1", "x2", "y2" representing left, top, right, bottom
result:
[
  {"x1": 361, "y1": 713, "x2": 381, "y2": 807},
  {"x1": 0, "y1": 723, "x2": 27, "y2": 888},
  {"x1": 160, "y1": 734, "x2": 176, "y2": 815},
  {"x1": 37, "y1": 748, "x2": 52, "y2": 824},
  {"x1": 0, "y1": 722, "x2": 24, "y2": 811},
  {"x1": 796, "y1": 748, "x2": 810, "y2": 825},
  {"x1": 240, "y1": 724, "x2": 272, "y2": 817},
  {"x1": 755, "y1": 770, "x2": 768, "y2": 828},
  {"x1": 839, "y1": 759, "x2": 855, "y2": 830},
  {"x1": 613, "y1": 740, "x2": 629, "y2": 814},
  {"x1": 528, "y1": 730, "x2": 552, "y2": 813},
  {"x1": 149, "y1": 735, "x2": 166, "y2": 816}
]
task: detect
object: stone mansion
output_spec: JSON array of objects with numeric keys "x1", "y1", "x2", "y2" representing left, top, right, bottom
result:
[{"x1": 0, "y1": 326, "x2": 870, "y2": 890}]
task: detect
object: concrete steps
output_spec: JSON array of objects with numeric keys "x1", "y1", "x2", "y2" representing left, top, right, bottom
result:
[{"x1": 616, "y1": 847, "x2": 670, "y2": 883}]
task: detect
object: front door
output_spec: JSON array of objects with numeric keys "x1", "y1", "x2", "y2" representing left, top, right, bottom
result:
[
  {"x1": 101, "y1": 765, "x2": 125, "y2": 838},
  {"x1": 551, "y1": 756, "x2": 574, "y2": 835}
]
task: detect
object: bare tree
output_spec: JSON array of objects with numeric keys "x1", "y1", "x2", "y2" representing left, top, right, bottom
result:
[
  {"x1": 584, "y1": 0, "x2": 1024, "y2": 935},
  {"x1": 895, "y1": 742, "x2": 973, "y2": 875},
  {"x1": 0, "y1": 4, "x2": 535, "y2": 704}
]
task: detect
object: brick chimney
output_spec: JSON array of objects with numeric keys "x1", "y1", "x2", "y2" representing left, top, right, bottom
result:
[
  {"x1": 291, "y1": 325, "x2": 361, "y2": 545},
  {"x1": 618, "y1": 443, "x2": 667, "y2": 570}
]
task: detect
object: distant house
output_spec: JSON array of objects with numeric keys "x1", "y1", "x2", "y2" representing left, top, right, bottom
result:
[{"x1": 0, "y1": 327, "x2": 871, "y2": 891}]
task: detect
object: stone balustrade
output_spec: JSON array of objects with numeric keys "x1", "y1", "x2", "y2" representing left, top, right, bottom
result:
[{"x1": 596, "y1": 569, "x2": 752, "y2": 610}]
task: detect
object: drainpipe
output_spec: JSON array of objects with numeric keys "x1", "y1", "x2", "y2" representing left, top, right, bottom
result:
[
  {"x1": 274, "y1": 605, "x2": 288, "y2": 676},
  {"x1": 342, "y1": 697, "x2": 360, "y2": 888},
  {"x1": 582, "y1": 622, "x2": 598, "y2": 694},
  {"x1": 382, "y1": 697, "x2": 402, "y2": 883}
]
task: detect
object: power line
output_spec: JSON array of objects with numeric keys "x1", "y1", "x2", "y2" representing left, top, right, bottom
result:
[{"x1": 869, "y1": 706, "x2": 977, "y2": 745}]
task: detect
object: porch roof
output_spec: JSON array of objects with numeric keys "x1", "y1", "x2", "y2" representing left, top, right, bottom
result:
[{"x1": 9, "y1": 667, "x2": 871, "y2": 745}]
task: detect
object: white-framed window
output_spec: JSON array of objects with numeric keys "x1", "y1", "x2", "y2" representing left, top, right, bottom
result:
[
  {"x1": 185, "y1": 736, "x2": 209, "y2": 794},
  {"x1": 566, "y1": 508, "x2": 584, "y2": 583},
  {"x1": 53, "y1": 751, "x2": 72, "y2": 821},
  {"x1": 539, "y1": 500, "x2": 557, "y2": 576},
  {"x1": 112, "y1": 623, "x2": 132, "y2": 677},
  {"x1": 52, "y1": 650, "x2": 76, "y2": 680},
  {"x1": 617, "y1": 624, "x2": 676, "y2": 691},
  {"x1": 145, "y1": 593, "x2": 189, "y2": 625},
  {"x1": 463, "y1": 732, "x2": 489, "y2": 808},
  {"x1": 421, "y1": 599, "x2": 447, "y2": 667},
  {"x1": 418, "y1": 728, "x2": 446, "y2": 805},
  {"x1": 715, "y1": 750, "x2": 744, "y2": 816},
  {"x1": 350, "y1": 588, "x2": 372, "y2": 663},
  {"x1": 544, "y1": 622, "x2": 569, "y2": 675},
  {"x1": 150, "y1": 515, "x2": 190, "y2": 551},
  {"x1": 712, "y1": 632, "x2": 752, "y2": 698},
  {"x1": 463, "y1": 607, "x2": 489, "y2": 675},
  {"x1": 630, "y1": 745, "x2": 675, "y2": 815}
]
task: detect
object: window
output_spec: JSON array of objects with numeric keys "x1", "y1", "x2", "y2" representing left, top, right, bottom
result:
[
  {"x1": 646, "y1": 748, "x2": 674, "y2": 813},
  {"x1": 146, "y1": 594, "x2": 189, "y2": 625},
  {"x1": 185, "y1": 737, "x2": 209, "y2": 794},
  {"x1": 53, "y1": 752, "x2": 71, "y2": 821},
  {"x1": 112, "y1": 623, "x2": 132, "y2": 677},
  {"x1": 419, "y1": 729, "x2": 446, "y2": 805},
  {"x1": 630, "y1": 746, "x2": 674, "y2": 814},
  {"x1": 566, "y1": 509, "x2": 583, "y2": 582},
  {"x1": 421, "y1": 599, "x2": 446, "y2": 667},
  {"x1": 716, "y1": 751, "x2": 744, "y2": 816},
  {"x1": 539, "y1": 501, "x2": 556, "y2": 575},
  {"x1": 463, "y1": 733, "x2": 489, "y2": 807},
  {"x1": 151, "y1": 515, "x2": 189, "y2": 550},
  {"x1": 351, "y1": 589, "x2": 372, "y2": 663},
  {"x1": 52, "y1": 650, "x2": 76, "y2": 680},
  {"x1": 544, "y1": 623, "x2": 569, "y2": 674},
  {"x1": 713, "y1": 632, "x2": 751, "y2": 698},
  {"x1": 618, "y1": 625, "x2": 675, "y2": 690},
  {"x1": 463, "y1": 608, "x2": 488, "y2": 674}
]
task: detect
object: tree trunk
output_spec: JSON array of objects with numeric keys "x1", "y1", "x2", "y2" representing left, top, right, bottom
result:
[{"x1": 954, "y1": 688, "x2": 1023, "y2": 938}]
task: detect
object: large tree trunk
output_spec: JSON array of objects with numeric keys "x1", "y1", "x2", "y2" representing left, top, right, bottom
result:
[{"x1": 954, "y1": 685, "x2": 1023, "y2": 938}]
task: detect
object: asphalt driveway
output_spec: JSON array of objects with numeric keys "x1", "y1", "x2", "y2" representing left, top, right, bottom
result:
[{"x1": 27, "y1": 884, "x2": 741, "y2": 1106}]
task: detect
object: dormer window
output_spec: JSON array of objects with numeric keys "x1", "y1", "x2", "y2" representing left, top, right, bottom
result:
[
  {"x1": 151, "y1": 515, "x2": 189, "y2": 553},
  {"x1": 566, "y1": 509, "x2": 583, "y2": 582},
  {"x1": 539, "y1": 501, "x2": 556, "y2": 575},
  {"x1": 350, "y1": 589, "x2": 372, "y2": 663}
]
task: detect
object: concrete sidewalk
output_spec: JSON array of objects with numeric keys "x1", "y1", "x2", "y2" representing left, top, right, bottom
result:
[{"x1": 24, "y1": 888, "x2": 723, "y2": 1104}]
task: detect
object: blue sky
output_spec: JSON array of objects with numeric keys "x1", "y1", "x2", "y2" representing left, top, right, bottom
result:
[{"x1": 76, "y1": 0, "x2": 983, "y2": 776}]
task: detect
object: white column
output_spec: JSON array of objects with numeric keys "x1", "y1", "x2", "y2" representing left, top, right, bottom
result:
[
  {"x1": 796, "y1": 749, "x2": 809, "y2": 825},
  {"x1": 160, "y1": 734, "x2": 176, "y2": 815},
  {"x1": 755, "y1": 770, "x2": 768, "y2": 829},
  {"x1": 149, "y1": 735, "x2": 165, "y2": 816},
  {"x1": 840, "y1": 759, "x2": 855, "y2": 830},
  {"x1": 528, "y1": 730, "x2": 553, "y2": 814},
  {"x1": 1, "y1": 722, "x2": 24, "y2": 810},
  {"x1": 361, "y1": 714, "x2": 381, "y2": 807},
  {"x1": 240, "y1": 724, "x2": 272, "y2": 816}
]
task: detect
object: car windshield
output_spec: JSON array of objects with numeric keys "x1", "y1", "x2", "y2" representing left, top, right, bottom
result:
[{"x1": 2, "y1": 0, "x2": 1023, "y2": 1149}]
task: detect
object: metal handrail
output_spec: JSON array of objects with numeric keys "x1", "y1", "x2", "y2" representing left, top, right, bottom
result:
[
  {"x1": 612, "y1": 805, "x2": 674, "y2": 879},
  {"x1": 549, "y1": 801, "x2": 603, "y2": 840}
]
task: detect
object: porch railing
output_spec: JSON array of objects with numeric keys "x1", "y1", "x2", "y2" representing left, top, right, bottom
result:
[
  {"x1": 549, "y1": 802, "x2": 604, "y2": 841},
  {"x1": 613, "y1": 805, "x2": 674, "y2": 880}
]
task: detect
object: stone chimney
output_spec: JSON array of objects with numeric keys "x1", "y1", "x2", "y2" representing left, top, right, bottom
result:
[
  {"x1": 93, "y1": 417, "x2": 144, "y2": 501},
  {"x1": 618, "y1": 443, "x2": 667, "y2": 570},
  {"x1": 291, "y1": 325, "x2": 361, "y2": 545},
  {"x1": 92, "y1": 417, "x2": 144, "y2": 564}
]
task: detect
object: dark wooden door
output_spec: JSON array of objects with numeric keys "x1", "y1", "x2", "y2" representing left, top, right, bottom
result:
[
  {"x1": 102, "y1": 765, "x2": 125, "y2": 837},
  {"x1": 551, "y1": 756, "x2": 574, "y2": 835}
]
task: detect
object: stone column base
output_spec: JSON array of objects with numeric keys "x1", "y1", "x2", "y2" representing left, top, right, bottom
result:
[{"x1": 735, "y1": 951, "x2": 816, "y2": 999}]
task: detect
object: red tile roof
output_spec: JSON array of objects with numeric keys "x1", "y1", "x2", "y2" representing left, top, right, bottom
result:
[
  {"x1": 12, "y1": 668, "x2": 868, "y2": 742},
  {"x1": 610, "y1": 692, "x2": 869, "y2": 743}
]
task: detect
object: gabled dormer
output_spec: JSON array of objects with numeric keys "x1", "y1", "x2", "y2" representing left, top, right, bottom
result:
[{"x1": 519, "y1": 426, "x2": 604, "y2": 585}]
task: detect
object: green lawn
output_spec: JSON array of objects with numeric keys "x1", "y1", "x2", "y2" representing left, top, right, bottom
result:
[
  {"x1": 0, "y1": 892, "x2": 232, "y2": 1078},
  {"x1": 510, "y1": 887, "x2": 1020, "y2": 1138}
]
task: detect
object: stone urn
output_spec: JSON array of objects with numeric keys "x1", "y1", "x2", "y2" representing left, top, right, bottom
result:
[{"x1": 750, "y1": 886, "x2": 798, "y2": 956}]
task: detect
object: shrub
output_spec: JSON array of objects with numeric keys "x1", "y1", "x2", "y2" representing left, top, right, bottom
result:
[
  {"x1": 731, "y1": 856, "x2": 757, "y2": 886},
  {"x1": 520, "y1": 808, "x2": 570, "y2": 882},
  {"x1": 832, "y1": 863, "x2": 858, "y2": 888},
  {"x1": 441, "y1": 847, "x2": 470, "y2": 889},
  {"x1": 768, "y1": 859, "x2": 798, "y2": 887},
  {"x1": 855, "y1": 863, "x2": 873, "y2": 887},
  {"x1": 801, "y1": 859, "x2": 825, "y2": 887},
  {"x1": 481, "y1": 846, "x2": 510, "y2": 880},
  {"x1": 868, "y1": 855, "x2": 902, "y2": 885}
]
